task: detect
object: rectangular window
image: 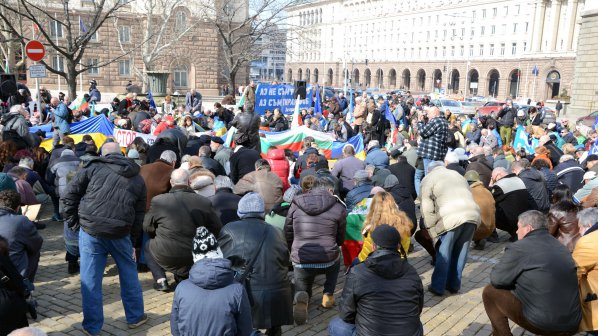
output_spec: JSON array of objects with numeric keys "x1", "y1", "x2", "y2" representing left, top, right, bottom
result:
[
  {"x1": 491, "y1": 25, "x2": 496, "y2": 35},
  {"x1": 50, "y1": 20, "x2": 63, "y2": 38},
  {"x1": 472, "y1": 11, "x2": 476, "y2": 19},
  {"x1": 461, "y1": 28, "x2": 465, "y2": 37},
  {"x1": 471, "y1": 28, "x2": 475, "y2": 37},
  {"x1": 434, "y1": 47, "x2": 438, "y2": 57},
  {"x1": 427, "y1": 31, "x2": 430, "y2": 40},
  {"x1": 442, "y1": 47, "x2": 446, "y2": 57},
  {"x1": 500, "y1": 43, "x2": 505, "y2": 55},
  {"x1": 443, "y1": 30, "x2": 447, "y2": 40},
  {"x1": 174, "y1": 67, "x2": 188, "y2": 87},
  {"x1": 119, "y1": 26, "x2": 130, "y2": 43},
  {"x1": 426, "y1": 47, "x2": 430, "y2": 57},
  {"x1": 512, "y1": 42, "x2": 517, "y2": 55},
  {"x1": 460, "y1": 45, "x2": 464, "y2": 56},
  {"x1": 493, "y1": 8, "x2": 497, "y2": 17},
  {"x1": 118, "y1": 59, "x2": 130, "y2": 76},
  {"x1": 52, "y1": 55, "x2": 64, "y2": 71},
  {"x1": 504, "y1": 6, "x2": 509, "y2": 16},
  {"x1": 479, "y1": 44, "x2": 484, "y2": 56},
  {"x1": 481, "y1": 26, "x2": 485, "y2": 36},
  {"x1": 89, "y1": 30, "x2": 98, "y2": 42},
  {"x1": 87, "y1": 58, "x2": 99, "y2": 75},
  {"x1": 483, "y1": 9, "x2": 487, "y2": 18},
  {"x1": 469, "y1": 45, "x2": 474, "y2": 56},
  {"x1": 525, "y1": 22, "x2": 529, "y2": 33},
  {"x1": 513, "y1": 23, "x2": 518, "y2": 33},
  {"x1": 523, "y1": 42, "x2": 527, "y2": 52},
  {"x1": 451, "y1": 46, "x2": 455, "y2": 57},
  {"x1": 435, "y1": 30, "x2": 438, "y2": 38},
  {"x1": 175, "y1": 11, "x2": 187, "y2": 32},
  {"x1": 490, "y1": 44, "x2": 494, "y2": 56}
]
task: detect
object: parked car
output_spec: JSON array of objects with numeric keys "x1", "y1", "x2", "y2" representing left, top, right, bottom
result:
[
  {"x1": 461, "y1": 101, "x2": 480, "y2": 115},
  {"x1": 432, "y1": 99, "x2": 463, "y2": 115},
  {"x1": 476, "y1": 101, "x2": 521, "y2": 118},
  {"x1": 577, "y1": 110, "x2": 598, "y2": 128}
]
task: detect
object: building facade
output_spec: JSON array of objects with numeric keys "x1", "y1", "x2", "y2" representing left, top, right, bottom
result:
[
  {"x1": 250, "y1": 27, "x2": 287, "y2": 82},
  {"x1": 5, "y1": 0, "x2": 249, "y2": 97},
  {"x1": 286, "y1": 0, "x2": 583, "y2": 102}
]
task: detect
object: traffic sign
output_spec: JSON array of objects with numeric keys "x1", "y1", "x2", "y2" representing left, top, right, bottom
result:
[
  {"x1": 29, "y1": 64, "x2": 47, "y2": 78},
  {"x1": 25, "y1": 40, "x2": 45, "y2": 62}
]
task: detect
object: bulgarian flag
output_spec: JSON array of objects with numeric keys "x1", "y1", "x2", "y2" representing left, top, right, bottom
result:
[
  {"x1": 342, "y1": 198, "x2": 371, "y2": 266},
  {"x1": 291, "y1": 94, "x2": 302, "y2": 128},
  {"x1": 69, "y1": 95, "x2": 88, "y2": 112}
]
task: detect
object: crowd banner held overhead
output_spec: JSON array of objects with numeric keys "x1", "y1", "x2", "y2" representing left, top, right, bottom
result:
[
  {"x1": 254, "y1": 83, "x2": 313, "y2": 115},
  {"x1": 513, "y1": 125, "x2": 535, "y2": 154},
  {"x1": 113, "y1": 128, "x2": 156, "y2": 147}
]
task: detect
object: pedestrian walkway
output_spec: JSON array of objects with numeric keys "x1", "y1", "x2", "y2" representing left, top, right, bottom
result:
[{"x1": 29, "y1": 207, "x2": 577, "y2": 335}]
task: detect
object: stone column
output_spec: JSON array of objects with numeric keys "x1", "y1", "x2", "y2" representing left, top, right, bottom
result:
[
  {"x1": 550, "y1": 0, "x2": 563, "y2": 51},
  {"x1": 532, "y1": 0, "x2": 548, "y2": 52},
  {"x1": 569, "y1": 0, "x2": 598, "y2": 116},
  {"x1": 565, "y1": 0, "x2": 580, "y2": 50}
]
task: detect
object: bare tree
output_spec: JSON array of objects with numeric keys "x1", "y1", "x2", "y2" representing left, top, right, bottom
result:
[
  {"x1": 0, "y1": 0, "x2": 137, "y2": 99},
  {"x1": 114, "y1": 0, "x2": 201, "y2": 92},
  {"x1": 201, "y1": 0, "x2": 301, "y2": 91}
]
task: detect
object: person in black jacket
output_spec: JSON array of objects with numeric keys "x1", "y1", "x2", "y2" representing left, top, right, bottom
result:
[
  {"x1": 231, "y1": 109, "x2": 261, "y2": 152},
  {"x1": 483, "y1": 210, "x2": 581, "y2": 336},
  {"x1": 512, "y1": 160, "x2": 550, "y2": 213},
  {"x1": 228, "y1": 142, "x2": 262, "y2": 184},
  {"x1": 329, "y1": 225, "x2": 424, "y2": 336},
  {"x1": 497, "y1": 99, "x2": 516, "y2": 145},
  {"x1": 0, "y1": 235, "x2": 29, "y2": 335},
  {"x1": 383, "y1": 175, "x2": 417, "y2": 226},
  {"x1": 388, "y1": 153, "x2": 417, "y2": 199},
  {"x1": 61, "y1": 142, "x2": 148, "y2": 335},
  {"x1": 209, "y1": 176, "x2": 241, "y2": 225},
  {"x1": 540, "y1": 135, "x2": 563, "y2": 168},
  {"x1": 197, "y1": 145, "x2": 225, "y2": 176}
]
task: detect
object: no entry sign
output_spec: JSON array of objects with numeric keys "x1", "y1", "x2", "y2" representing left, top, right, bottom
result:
[{"x1": 25, "y1": 40, "x2": 45, "y2": 62}]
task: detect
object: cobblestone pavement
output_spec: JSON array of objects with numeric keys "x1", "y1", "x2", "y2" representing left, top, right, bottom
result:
[{"x1": 28, "y1": 208, "x2": 581, "y2": 336}]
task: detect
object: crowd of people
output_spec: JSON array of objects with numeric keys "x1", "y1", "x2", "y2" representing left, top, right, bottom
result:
[{"x1": 0, "y1": 79, "x2": 597, "y2": 336}]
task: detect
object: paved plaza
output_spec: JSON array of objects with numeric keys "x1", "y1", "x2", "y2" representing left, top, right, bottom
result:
[{"x1": 27, "y1": 207, "x2": 576, "y2": 336}]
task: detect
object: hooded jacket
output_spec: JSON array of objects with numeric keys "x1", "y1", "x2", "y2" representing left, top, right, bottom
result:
[
  {"x1": 345, "y1": 182, "x2": 373, "y2": 213},
  {"x1": 285, "y1": 189, "x2": 347, "y2": 264},
  {"x1": 386, "y1": 184, "x2": 417, "y2": 226},
  {"x1": 518, "y1": 168, "x2": 550, "y2": 212},
  {"x1": 0, "y1": 207, "x2": 43, "y2": 280},
  {"x1": 339, "y1": 250, "x2": 424, "y2": 336},
  {"x1": 62, "y1": 154, "x2": 147, "y2": 246},
  {"x1": 491, "y1": 174, "x2": 530, "y2": 233},
  {"x1": 49, "y1": 153, "x2": 81, "y2": 197},
  {"x1": 171, "y1": 258, "x2": 253, "y2": 336},
  {"x1": 465, "y1": 154, "x2": 493, "y2": 188}
]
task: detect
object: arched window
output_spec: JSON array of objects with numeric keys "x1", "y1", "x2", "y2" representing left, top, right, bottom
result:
[
  {"x1": 175, "y1": 11, "x2": 187, "y2": 32},
  {"x1": 173, "y1": 65, "x2": 188, "y2": 87}
]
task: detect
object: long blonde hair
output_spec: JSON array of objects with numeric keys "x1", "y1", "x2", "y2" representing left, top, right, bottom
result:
[{"x1": 364, "y1": 192, "x2": 413, "y2": 240}]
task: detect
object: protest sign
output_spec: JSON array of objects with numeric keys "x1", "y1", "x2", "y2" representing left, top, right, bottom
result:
[{"x1": 254, "y1": 83, "x2": 313, "y2": 115}]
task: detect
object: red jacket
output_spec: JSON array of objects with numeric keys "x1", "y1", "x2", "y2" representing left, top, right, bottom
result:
[{"x1": 267, "y1": 149, "x2": 290, "y2": 192}]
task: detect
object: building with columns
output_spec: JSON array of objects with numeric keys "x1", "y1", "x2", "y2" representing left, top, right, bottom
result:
[{"x1": 286, "y1": 0, "x2": 584, "y2": 102}]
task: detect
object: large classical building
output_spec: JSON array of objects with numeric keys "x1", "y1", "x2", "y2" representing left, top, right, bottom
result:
[{"x1": 286, "y1": 0, "x2": 584, "y2": 102}]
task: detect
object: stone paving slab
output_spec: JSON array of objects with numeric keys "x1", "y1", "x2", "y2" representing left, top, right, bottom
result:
[{"x1": 27, "y1": 207, "x2": 587, "y2": 335}]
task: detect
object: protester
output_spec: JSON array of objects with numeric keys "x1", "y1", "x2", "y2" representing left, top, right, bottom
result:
[
  {"x1": 464, "y1": 171, "x2": 496, "y2": 250},
  {"x1": 0, "y1": 235, "x2": 29, "y2": 335},
  {"x1": 139, "y1": 150, "x2": 176, "y2": 210},
  {"x1": 364, "y1": 140, "x2": 389, "y2": 169},
  {"x1": 211, "y1": 136, "x2": 232, "y2": 173},
  {"x1": 416, "y1": 107, "x2": 449, "y2": 174},
  {"x1": 229, "y1": 139, "x2": 262, "y2": 184},
  {"x1": 573, "y1": 208, "x2": 598, "y2": 333},
  {"x1": 231, "y1": 107, "x2": 261, "y2": 152},
  {"x1": 388, "y1": 154, "x2": 417, "y2": 199},
  {"x1": 219, "y1": 193, "x2": 293, "y2": 335},
  {"x1": 512, "y1": 159, "x2": 550, "y2": 213},
  {"x1": 329, "y1": 225, "x2": 424, "y2": 336},
  {"x1": 548, "y1": 200, "x2": 581, "y2": 252},
  {"x1": 210, "y1": 176, "x2": 242, "y2": 225},
  {"x1": 382, "y1": 175, "x2": 417, "y2": 226},
  {"x1": 554, "y1": 154, "x2": 584, "y2": 193},
  {"x1": 345, "y1": 170, "x2": 373, "y2": 212},
  {"x1": 465, "y1": 146, "x2": 493, "y2": 188},
  {"x1": 489, "y1": 167, "x2": 530, "y2": 242},
  {"x1": 331, "y1": 144, "x2": 366, "y2": 196},
  {"x1": 62, "y1": 142, "x2": 148, "y2": 335},
  {"x1": 483, "y1": 210, "x2": 582, "y2": 336},
  {"x1": 233, "y1": 159, "x2": 283, "y2": 213},
  {"x1": 285, "y1": 176, "x2": 346, "y2": 324},
  {"x1": 265, "y1": 185, "x2": 301, "y2": 230},
  {"x1": 197, "y1": 145, "x2": 225, "y2": 176},
  {"x1": 266, "y1": 148, "x2": 290, "y2": 191}
]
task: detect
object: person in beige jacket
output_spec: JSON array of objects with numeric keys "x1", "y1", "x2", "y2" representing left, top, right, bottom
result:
[
  {"x1": 233, "y1": 159, "x2": 283, "y2": 213},
  {"x1": 421, "y1": 161, "x2": 481, "y2": 296},
  {"x1": 352, "y1": 97, "x2": 366, "y2": 134},
  {"x1": 573, "y1": 208, "x2": 598, "y2": 333}
]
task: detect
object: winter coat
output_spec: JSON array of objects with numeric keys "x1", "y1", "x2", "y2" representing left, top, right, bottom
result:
[
  {"x1": 465, "y1": 128, "x2": 482, "y2": 145},
  {"x1": 416, "y1": 117, "x2": 449, "y2": 161},
  {"x1": 62, "y1": 154, "x2": 147, "y2": 246},
  {"x1": 402, "y1": 147, "x2": 418, "y2": 168},
  {"x1": 231, "y1": 112, "x2": 261, "y2": 152},
  {"x1": 219, "y1": 217, "x2": 293, "y2": 329},
  {"x1": 144, "y1": 186, "x2": 222, "y2": 277},
  {"x1": 214, "y1": 146, "x2": 233, "y2": 173},
  {"x1": 199, "y1": 156, "x2": 226, "y2": 177},
  {"x1": 229, "y1": 146, "x2": 262, "y2": 184},
  {"x1": 386, "y1": 184, "x2": 417, "y2": 226},
  {"x1": 493, "y1": 154, "x2": 512, "y2": 172},
  {"x1": 539, "y1": 167, "x2": 558, "y2": 198},
  {"x1": 2, "y1": 112, "x2": 35, "y2": 149},
  {"x1": 234, "y1": 170, "x2": 283, "y2": 213},
  {"x1": 285, "y1": 189, "x2": 347, "y2": 264},
  {"x1": 364, "y1": 146, "x2": 389, "y2": 169},
  {"x1": 572, "y1": 226, "x2": 598, "y2": 332},
  {"x1": 243, "y1": 85, "x2": 256, "y2": 112},
  {"x1": 209, "y1": 188, "x2": 241, "y2": 225},
  {"x1": 0, "y1": 207, "x2": 43, "y2": 280},
  {"x1": 518, "y1": 168, "x2": 550, "y2": 212},
  {"x1": 293, "y1": 148, "x2": 328, "y2": 177},
  {"x1": 491, "y1": 174, "x2": 530, "y2": 233},
  {"x1": 331, "y1": 155, "x2": 366, "y2": 191},
  {"x1": 548, "y1": 206, "x2": 581, "y2": 253},
  {"x1": 49, "y1": 154, "x2": 80, "y2": 197},
  {"x1": 575, "y1": 177, "x2": 598, "y2": 203},
  {"x1": 266, "y1": 149, "x2": 290, "y2": 191},
  {"x1": 421, "y1": 167, "x2": 481, "y2": 239},
  {"x1": 491, "y1": 228, "x2": 581, "y2": 333},
  {"x1": 0, "y1": 255, "x2": 29, "y2": 335},
  {"x1": 465, "y1": 155, "x2": 493, "y2": 188},
  {"x1": 89, "y1": 88, "x2": 101, "y2": 103},
  {"x1": 139, "y1": 159, "x2": 174, "y2": 211},
  {"x1": 544, "y1": 141, "x2": 563, "y2": 167},
  {"x1": 171, "y1": 258, "x2": 252, "y2": 336},
  {"x1": 371, "y1": 168, "x2": 391, "y2": 188},
  {"x1": 339, "y1": 250, "x2": 424, "y2": 336},
  {"x1": 345, "y1": 182, "x2": 373, "y2": 212},
  {"x1": 353, "y1": 103, "x2": 366, "y2": 126},
  {"x1": 10, "y1": 174, "x2": 37, "y2": 206},
  {"x1": 146, "y1": 138, "x2": 180, "y2": 166},
  {"x1": 328, "y1": 100, "x2": 341, "y2": 117},
  {"x1": 497, "y1": 106, "x2": 516, "y2": 127},
  {"x1": 470, "y1": 182, "x2": 496, "y2": 241},
  {"x1": 52, "y1": 101, "x2": 71, "y2": 135},
  {"x1": 388, "y1": 161, "x2": 417, "y2": 199},
  {"x1": 554, "y1": 159, "x2": 584, "y2": 194},
  {"x1": 446, "y1": 162, "x2": 466, "y2": 176}
]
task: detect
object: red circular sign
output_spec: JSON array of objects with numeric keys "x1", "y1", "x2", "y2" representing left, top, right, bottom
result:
[{"x1": 25, "y1": 40, "x2": 45, "y2": 62}]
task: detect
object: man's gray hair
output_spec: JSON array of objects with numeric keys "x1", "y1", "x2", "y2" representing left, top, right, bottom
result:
[
  {"x1": 8, "y1": 327, "x2": 48, "y2": 336},
  {"x1": 101, "y1": 142, "x2": 122, "y2": 156},
  {"x1": 18, "y1": 157, "x2": 34, "y2": 169},
  {"x1": 170, "y1": 168, "x2": 190, "y2": 186},
  {"x1": 181, "y1": 154, "x2": 191, "y2": 163},
  {"x1": 559, "y1": 154, "x2": 574, "y2": 163},
  {"x1": 518, "y1": 210, "x2": 548, "y2": 230},
  {"x1": 160, "y1": 150, "x2": 177, "y2": 164},
  {"x1": 214, "y1": 175, "x2": 234, "y2": 189},
  {"x1": 9, "y1": 105, "x2": 24, "y2": 114},
  {"x1": 343, "y1": 144, "x2": 356, "y2": 156},
  {"x1": 445, "y1": 151, "x2": 459, "y2": 164},
  {"x1": 427, "y1": 161, "x2": 445, "y2": 174},
  {"x1": 368, "y1": 140, "x2": 380, "y2": 148},
  {"x1": 577, "y1": 208, "x2": 598, "y2": 229}
]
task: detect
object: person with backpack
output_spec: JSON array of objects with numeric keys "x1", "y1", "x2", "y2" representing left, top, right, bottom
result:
[
  {"x1": 1, "y1": 105, "x2": 35, "y2": 150},
  {"x1": 49, "y1": 98, "x2": 71, "y2": 147}
]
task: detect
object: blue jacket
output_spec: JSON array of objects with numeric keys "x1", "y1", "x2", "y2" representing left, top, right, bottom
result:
[
  {"x1": 53, "y1": 102, "x2": 71, "y2": 134},
  {"x1": 0, "y1": 207, "x2": 43, "y2": 280},
  {"x1": 364, "y1": 146, "x2": 389, "y2": 169},
  {"x1": 171, "y1": 258, "x2": 253, "y2": 336},
  {"x1": 346, "y1": 182, "x2": 373, "y2": 212}
]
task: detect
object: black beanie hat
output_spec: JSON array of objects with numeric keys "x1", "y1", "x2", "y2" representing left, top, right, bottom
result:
[{"x1": 371, "y1": 224, "x2": 401, "y2": 250}]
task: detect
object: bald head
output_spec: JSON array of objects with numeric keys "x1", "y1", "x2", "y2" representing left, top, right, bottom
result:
[
  {"x1": 101, "y1": 142, "x2": 122, "y2": 156},
  {"x1": 170, "y1": 168, "x2": 190, "y2": 187},
  {"x1": 470, "y1": 146, "x2": 484, "y2": 157},
  {"x1": 428, "y1": 106, "x2": 441, "y2": 118}
]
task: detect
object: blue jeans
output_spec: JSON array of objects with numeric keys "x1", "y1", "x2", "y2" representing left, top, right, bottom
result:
[
  {"x1": 79, "y1": 230, "x2": 144, "y2": 334},
  {"x1": 423, "y1": 158, "x2": 433, "y2": 175},
  {"x1": 430, "y1": 223, "x2": 476, "y2": 295},
  {"x1": 414, "y1": 168, "x2": 424, "y2": 197},
  {"x1": 328, "y1": 317, "x2": 357, "y2": 336}
]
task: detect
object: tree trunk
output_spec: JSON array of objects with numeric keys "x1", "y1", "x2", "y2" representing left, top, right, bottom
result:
[
  {"x1": 66, "y1": 60, "x2": 78, "y2": 101},
  {"x1": 229, "y1": 71, "x2": 236, "y2": 96}
]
